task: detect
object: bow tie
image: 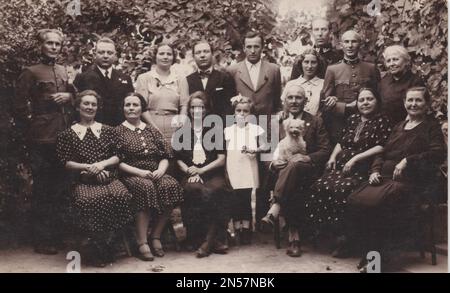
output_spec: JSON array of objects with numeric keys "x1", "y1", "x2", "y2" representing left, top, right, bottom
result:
[{"x1": 199, "y1": 70, "x2": 212, "y2": 79}]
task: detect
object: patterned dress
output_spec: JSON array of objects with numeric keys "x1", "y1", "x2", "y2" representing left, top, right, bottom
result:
[
  {"x1": 56, "y1": 123, "x2": 133, "y2": 234},
  {"x1": 115, "y1": 122, "x2": 183, "y2": 214},
  {"x1": 305, "y1": 114, "x2": 391, "y2": 230}
]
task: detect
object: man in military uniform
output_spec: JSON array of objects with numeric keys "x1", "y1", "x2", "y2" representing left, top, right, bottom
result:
[
  {"x1": 290, "y1": 18, "x2": 343, "y2": 80},
  {"x1": 14, "y1": 29, "x2": 74, "y2": 254},
  {"x1": 321, "y1": 30, "x2": 380, "y2": 144}
]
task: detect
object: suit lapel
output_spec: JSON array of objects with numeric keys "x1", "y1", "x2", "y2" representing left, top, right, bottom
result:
[
  {"x1": 254, "y1": 61, "x2": 268, "y2": 92},
  {"x1": 301, "y1": 112, "x2": 314, "y2": 145},
  {"x1": 238, "y1": 62, "x2": 254, "y2": 91}
]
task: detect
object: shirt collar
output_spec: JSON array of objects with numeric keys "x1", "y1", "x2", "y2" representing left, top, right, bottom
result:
[
  {"x1": 245, "y1": 59, "x2": 262, "y2": 71},
  {"x1": 289, "y1": 112, "x2": 303, "y2": 120},
  {"x1": 198, "y1": 66, "x2": 213, "y2": 74},
  {"x1": 296, "y1": 76, "x2": 321, "y2": 86},
  {"x1": 97, "y1": 65, "x2": 112, "y2": 77},
  {"x1": 71, "y1": 122, "x2": 102, "y2": 140},
  {"x1": 122, "y1": 120, "x2": 146, "y2": 131}
]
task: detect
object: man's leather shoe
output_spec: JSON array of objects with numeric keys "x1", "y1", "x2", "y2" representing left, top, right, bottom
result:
[{"x1": 287, "y1": 241, "x2": 301, "y2": 257}]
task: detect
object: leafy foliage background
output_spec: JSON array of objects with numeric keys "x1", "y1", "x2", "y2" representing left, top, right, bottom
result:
[{"x1": 0, "y1": 0, "x2": 447, "y2": 245}]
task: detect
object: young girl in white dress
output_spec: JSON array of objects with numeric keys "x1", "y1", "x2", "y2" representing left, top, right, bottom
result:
[{"x1": 224, "y1": 95, "x2": 268, "y2": 245}]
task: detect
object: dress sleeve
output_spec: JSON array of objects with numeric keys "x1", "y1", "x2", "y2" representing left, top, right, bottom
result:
[
  {"x1": 151, "y1": 125, "x2": 174, "y2": 159},
  {"x1": 56, "y1": 130, "x2": 74, "y2": 166},
  {"x1": 406, "y1": 119, "x2": 445, "y2": 167},
  {"x1": 135, "y1": 73, "x2": 150, "y2": 105},
  {"x1": 178, "y1": 76, "x2": 190, "y2": 113}
]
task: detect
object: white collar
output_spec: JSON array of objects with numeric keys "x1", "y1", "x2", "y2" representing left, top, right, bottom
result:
[
  {"x1": 288, "y1": 112, "x2": 303, "y2": 120},
  {"x1": 149, "y1": 69, "x2": 178, "y2": 84},
  {"x1": 97, "y1": 66, "x2": 112, "y2": 77},
  {"x1": 296, "y1": 76, "x2": 321, "y2": 86},
  {"x1": 245, "y1": 59, "x2": 262, "y2": 70},
  {"x1": 122, "y1": 120, "x2": 146, "y2": 131},
  {"x1": 71, "y1": 122, "x2": 102, "y2": 140}
]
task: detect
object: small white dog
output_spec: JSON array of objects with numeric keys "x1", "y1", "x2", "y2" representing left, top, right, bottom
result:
[{"x1": 277, "y1": 118, "x2": 307, "y2": 163}]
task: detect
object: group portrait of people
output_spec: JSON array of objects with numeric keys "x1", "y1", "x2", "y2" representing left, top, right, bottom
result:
[{"x1": 13, "y1": 17, "x2": 446, "y2": 272}]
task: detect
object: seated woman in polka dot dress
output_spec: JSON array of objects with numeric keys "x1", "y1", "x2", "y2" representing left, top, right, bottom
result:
[
  {"x1": 116, "y1": 93, "x2": 183, "y2": 261},
  {"x1": 305, "y1": 87, "x2": 391, "y2": 257},
  {"x1": 56, "y1": 90, "x2": 133, "y2": 267}
]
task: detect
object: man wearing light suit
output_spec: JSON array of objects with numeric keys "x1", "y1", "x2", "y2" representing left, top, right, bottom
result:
[{"x1": 227, "y1": 31, "x2": 282, "y2": 233}]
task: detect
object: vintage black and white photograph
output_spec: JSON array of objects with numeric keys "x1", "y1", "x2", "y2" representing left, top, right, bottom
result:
[{"x1": 0, "y1": 0, "x2": 447, "y2": 274}]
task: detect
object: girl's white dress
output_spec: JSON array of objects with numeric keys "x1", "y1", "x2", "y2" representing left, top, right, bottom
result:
[{"x1": 224, "y1": 123, "x2": 265, "y2": 189}]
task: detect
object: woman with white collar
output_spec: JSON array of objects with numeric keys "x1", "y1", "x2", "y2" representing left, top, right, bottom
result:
[
  {"x1": 136, "y1": 42, "x2": 190, "y2": 143},
  {"x1": 116, "y1": 93, "x2": 183, "y2": 261},
  {"x1": 281, "y1": 48, "x2": 325, "y2": 116},
  {"x1": 56, "y1": 90, "x2": 133, "y2": 267}
]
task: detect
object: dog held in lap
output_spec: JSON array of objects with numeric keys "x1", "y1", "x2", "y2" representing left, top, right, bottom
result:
[{"x1": 277, "y1": 118, "x2": 307, "y2": 163}]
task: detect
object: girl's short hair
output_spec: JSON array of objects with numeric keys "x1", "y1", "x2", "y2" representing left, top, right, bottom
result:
[
  {"x1": 75, "y1": 90, "x2": 102, "y2": 109},
  {"x1": 153, "y1": 42, "x2": 178, "y2": 65},
  {"x1": 405, "y1": 86, "x2": 431, "y2": 103},
  {"x1": 121, "y1": 92, "x2": 148, "y2": 111},
  {"x1": 187, "y1": 91, "x2": 212, "y2": 120},
  {"x1": 230, "y1": 94, "x2": 254, "y2": 112}
]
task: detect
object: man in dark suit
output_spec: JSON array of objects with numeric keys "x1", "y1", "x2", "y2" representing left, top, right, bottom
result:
[
  {"x1": 321, "y1": 30, "x2": 380, "y2": 144},
  {"x1": 290, "y1": 18, "x2": 343, "y2": 80},
  {"x1": 227, "y1": 31, "x2": 283, "y2": 230},
  {"x1": 186, "y1": 41, "x2": 236, "y2": 119},
  {"x1": 267, "y1": 84, "x2": 331, "y2": 257},
  {"x1": 74, "y1": 37, "x2": 134, "y2": 126}
]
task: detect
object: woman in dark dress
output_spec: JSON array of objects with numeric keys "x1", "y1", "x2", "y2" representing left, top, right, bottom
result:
[
  {"x1": 348, "y1": 87, "x2": 445, "y2": 272},
  {"x1": 56, "y1": 90, "x2": 133, "y2": 267},
  {"x1": 379, "y1": 45, "x2": 424, "y2": 126},
  {"x1": 116, "y1": 93, "x2": 183, "y2": 261},
  {"x1": 175, "y1": 91, "x2": 232, "y2": 258},
  {"x1": 305, "y1": 87, "x2": 391, "y2": 256}
]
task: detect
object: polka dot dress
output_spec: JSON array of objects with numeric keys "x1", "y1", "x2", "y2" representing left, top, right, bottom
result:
[
  {"x1": 115, "y1": 124, "x2": 183, "y2": 214},
  {"x1": 305, "y1": 114, "x2": 392, "y2": 229},
  {"x1": 56, "y1": 125, "x2": 133, "y2": 234}
]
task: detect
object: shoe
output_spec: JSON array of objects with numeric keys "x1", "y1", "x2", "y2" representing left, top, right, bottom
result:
[
  {"x1": 34, "y1": 244, "x2": 58, "y2": 255},
  {"x1": 260, "y1": 214, "x2": 275, "y2": 233},
  {"x1": 287, "y1": 241, "x2": 302, "y2": 257},
  {"x1": 211, "y1": 241, "x2": 228, "y2": 254},
  {"x1": 196, "y1": 241, "x2": 211, "y2": 258},
  {"x1": 151, "y1": 238, "x2": 165, "y2": 257},
  {"x1": 136, "y1": 243, "x2": 154, "y2": 261}
]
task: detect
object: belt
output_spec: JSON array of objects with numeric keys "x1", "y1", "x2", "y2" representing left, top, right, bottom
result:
[{"x1": 148, "y1": 110, "x2": 177, "y2": 116}]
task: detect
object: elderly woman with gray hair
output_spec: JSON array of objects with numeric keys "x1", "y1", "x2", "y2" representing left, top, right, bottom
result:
[{"x1": 378, "y1": 45, "x2": 424, "y2": 126}]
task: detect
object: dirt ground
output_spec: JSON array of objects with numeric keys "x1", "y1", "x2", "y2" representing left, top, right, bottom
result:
[{"x1": 0, "y1": 232, "x2": 446, "y2": 273}]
